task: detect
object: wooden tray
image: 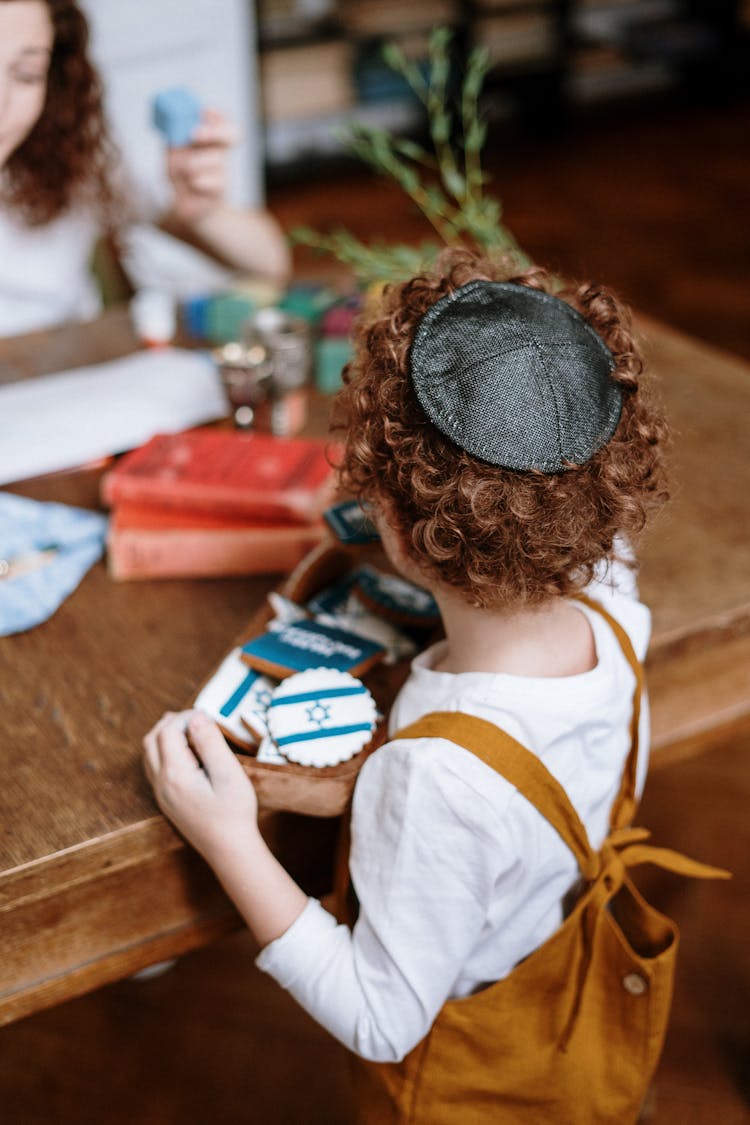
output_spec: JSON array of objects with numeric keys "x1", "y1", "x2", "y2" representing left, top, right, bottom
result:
[{"x1": 195, "y1": 540, "x2": 415, "y2": 817}]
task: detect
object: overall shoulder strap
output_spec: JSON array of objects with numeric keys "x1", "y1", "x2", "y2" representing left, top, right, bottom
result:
[
  {"x1": 392, "y1": 711, "x2": 600, "y2": 880},
  {"x1": 574, "y1": 594, "x2": 644, "y2": 830},
  {"x1": 392, "y1": 596, "x2": 645, "y2": 874},
  {"x1": 388, "y1": 610, "x2": 730, "y2": 916}
]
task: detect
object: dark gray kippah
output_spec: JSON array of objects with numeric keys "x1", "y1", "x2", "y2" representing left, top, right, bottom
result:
[{"x1": 409, "y1": 280, "x2": 622, "y2": 472}]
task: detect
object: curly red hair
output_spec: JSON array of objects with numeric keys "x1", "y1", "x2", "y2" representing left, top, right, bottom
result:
[
  {"x1": 1, "y1": 0, "x2": 122, "y2": 227},
  {"x1": 333, "y1": 249, "x2": 669, "y2": 609}
]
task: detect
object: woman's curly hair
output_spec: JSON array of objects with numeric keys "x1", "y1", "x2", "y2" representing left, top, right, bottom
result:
[
  {"x1": 333, "y1": 249, "x2": 669, "y2": 609},
  {"x1": 2, "y1": 0, "x2": 122, "y2": 228}
]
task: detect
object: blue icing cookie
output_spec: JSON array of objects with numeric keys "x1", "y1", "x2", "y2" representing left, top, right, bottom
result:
[
  {"x1": 267, "y1": 668, "x2": 377, "y2": 766},
  {"x1": 352, "y1": 565, "x2": 440, "y2": 625},
  {"x1": 306, "y1": 570, "x2": 359, "y2": 617},
  {"x1": 242, "y1": 618, "x2": 384, "y2": 677},
  {"x1": 323, "y1": 500, "x2": 380, "y2": 544}
]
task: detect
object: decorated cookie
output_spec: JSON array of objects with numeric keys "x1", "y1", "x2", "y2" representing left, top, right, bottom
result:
[
  {"x1": 254, "y1": 734, "x2": 288, "y2": 765},
  {"x1": 352, "y1": 565, "x2": 440, "y2": 626},
  {"x1": 237, "y1": 677, "x2": 276, "y2": 743},
  {"x1": 241, "y1": 618, "x2": 384, "y2": 679},
  {"x1": 194, "y1": 648, "x2": 277, "y2": 749},
  {"x1": 266, "y1": 591, "x2": 309, "y2": 630},
  {"x1": 317, "y1": 604, "x2": 417, "y2": 666},
  {"x1": 306, "y1": 570, "x2": 359, "y2": 617},
  {"x1": 323, "y1": 499, "x2": 380, "y2": 545},
  {"x1": 266, "y1": 668, "x2": 378, "y2": 767}
]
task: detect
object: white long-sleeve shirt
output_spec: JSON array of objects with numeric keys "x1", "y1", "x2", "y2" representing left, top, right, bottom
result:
[{"x1": 257, "y1": 559, "x2": 651, "y2": 1062}]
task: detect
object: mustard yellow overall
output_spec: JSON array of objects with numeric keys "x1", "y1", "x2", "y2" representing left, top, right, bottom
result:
[{"x1": 344, "y1": 597, "x2": 728, "y2": 1124}]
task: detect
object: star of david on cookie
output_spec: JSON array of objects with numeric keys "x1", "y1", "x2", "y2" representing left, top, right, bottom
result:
[
  {"x1": 193, "y1": 648, "x2": 277, "y2": 749},
  {"x1": 266, "y1": 668, "x2": 378, "y2": 767}
]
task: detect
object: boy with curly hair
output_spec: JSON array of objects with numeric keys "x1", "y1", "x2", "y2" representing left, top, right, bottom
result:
[{"x1": 144, "y1": 250, "x2": 670, "y2": 1119}]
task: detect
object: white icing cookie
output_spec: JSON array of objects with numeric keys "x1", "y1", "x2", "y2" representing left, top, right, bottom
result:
[
  {"x1": 254, "y1": 734, "x2": 288, "y2": 764},
  {"x1": 266, "y1": 667, "x2": 377, "y2": 767},
  {"x1": 317, "y1": 603, "x2": 417, "y2": 666},
  {"x1": 194, "y1": 647, "x2": 276, "y2": 748},
  {"x1": 267, "y1": 591, "x2": 309, "y2": 629},
  {"x1": 237, "y1": 675, "x2": 276, "y2": 742}
]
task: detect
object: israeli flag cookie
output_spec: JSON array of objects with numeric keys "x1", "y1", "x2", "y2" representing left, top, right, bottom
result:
[
  {"x1": 254, "y1": 734, "x2": 288, "y2": 765},
  {"x1": 194, "y1": 648, "x2": 277, "y2": 749},
  {"x1": 241, "y1": 618, "x2": 384, "y2": 679},
  {"x1": 267, "y1": 668, "x2": 378, "y2": 767},
  {"x1": 352, "y1": 565, "x2": 440, "y2": 626},
  {"x1": 238, "y1": 677, "x2": 276, "y2": 743}
]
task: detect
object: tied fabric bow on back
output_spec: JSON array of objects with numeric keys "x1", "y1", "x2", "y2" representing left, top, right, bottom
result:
[
  {"x1": 554, "y1": 820, "x2": 729, "y2": 1050},
  {"x1": 0, "y1": 492, "x2": 107, "y2": 636}
]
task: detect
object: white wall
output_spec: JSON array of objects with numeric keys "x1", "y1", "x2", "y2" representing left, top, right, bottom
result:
[{"x1": 80, "y1": 0, "x2": 263, "y2": 208}]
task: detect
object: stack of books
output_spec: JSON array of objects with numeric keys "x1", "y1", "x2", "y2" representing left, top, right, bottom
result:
[{"x1": 101, "y1": 428, "x2": 337, "y2": 581}]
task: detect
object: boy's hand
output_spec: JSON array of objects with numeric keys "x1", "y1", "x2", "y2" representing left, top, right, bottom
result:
[
  {"x1": 166, "y1": 109, "x2": 238, "y2": 223},
  {"x1": 143, "y1": 710, "x2": 309, "y2": 948},
  {"x1": 143, "y1": 710, "x2": 259, "y2": 862}
]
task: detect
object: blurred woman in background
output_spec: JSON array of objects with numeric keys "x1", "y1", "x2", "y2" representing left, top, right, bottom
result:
[{"x1": 0, "y1": 0, "x2": 289, "y2": 336}]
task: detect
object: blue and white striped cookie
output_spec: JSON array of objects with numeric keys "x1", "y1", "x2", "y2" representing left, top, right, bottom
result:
[
  {"x1": 254, "y1": 734, "x2": 288, "y2": 764},
  {"x1": 266, "y1": 667, "x2": 377, "y2": 767},
  {"x1": 194, "y1": 647, "x2": 276, "y2": 749}
]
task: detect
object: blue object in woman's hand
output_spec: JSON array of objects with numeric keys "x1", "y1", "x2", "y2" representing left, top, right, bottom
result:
[{"x1": 152, "y1": 87, "x2": 202, "y2": 147}]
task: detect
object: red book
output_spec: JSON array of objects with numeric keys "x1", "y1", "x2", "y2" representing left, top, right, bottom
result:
[
  {"x1": 106, "y1": 501, "x2": 328, "y2": 581},
  {"x1": 100, "y1": 429, "x2": 340, "y2": 524}
]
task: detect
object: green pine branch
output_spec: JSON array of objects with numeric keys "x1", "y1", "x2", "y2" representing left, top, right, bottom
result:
[{"x1": 291, "y1": 28, "x2": 531, "y2": 286}]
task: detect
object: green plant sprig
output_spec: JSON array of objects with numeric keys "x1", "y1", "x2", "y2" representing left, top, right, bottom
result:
[{"x1": 291, "y1": 28, "x2": 530, "y2": 286}]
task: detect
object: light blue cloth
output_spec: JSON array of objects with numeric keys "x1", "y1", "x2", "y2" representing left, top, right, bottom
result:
[{"x1": 0, "y1": 492, "x2": 108, "y2": 636}]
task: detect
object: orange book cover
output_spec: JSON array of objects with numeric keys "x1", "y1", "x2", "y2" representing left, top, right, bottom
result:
[
  {"x1": 100, "y1": 429, "x2": 340, "y2": 524},
  {"x1": 106, "y1": 505, "x2": 328, "y2": 581},
  {"x1": 111, "y1": 501, "x2": 262, "y2": 531}
]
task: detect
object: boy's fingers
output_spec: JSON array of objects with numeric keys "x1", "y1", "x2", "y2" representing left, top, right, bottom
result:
[
  {"x1": 142, "y1": 718, "x2": 171, "y2": 774},
  {"x1": 142, "y1": 715, "x2": 199, "y2": 791},
  {"x1": 186, "y1": 713, "x2": 240, "y2": 779},
  {"x1": 143, "y1": 732, "x2": 159, "y2": 781}
]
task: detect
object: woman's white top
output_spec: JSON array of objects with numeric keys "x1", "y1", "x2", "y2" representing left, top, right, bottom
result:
[
  {"x1": 0, "y1": 208, "x2": 102, "y2": 336},
  {"x1": 257, "y1": 559, "x2": 651, "y2": 1063},
  {"x1": 0, "y1": 185, "x2": 231, "y2": 338}
]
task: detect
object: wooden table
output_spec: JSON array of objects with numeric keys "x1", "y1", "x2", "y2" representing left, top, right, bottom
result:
[
  {"x1": 633, "y1": 314, "x2": 750, "y2": 760},
  {"x1": 1, "y1": 309, "x2": 748, "y2": 1028}
]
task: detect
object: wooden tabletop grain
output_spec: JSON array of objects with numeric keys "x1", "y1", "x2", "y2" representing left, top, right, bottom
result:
[{"x1": 0, "y1": 307, "x2": 748, "y2": 1026}]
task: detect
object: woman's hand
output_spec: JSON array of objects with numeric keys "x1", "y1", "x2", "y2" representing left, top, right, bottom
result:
[
  {"x1": 166, "y1": 108, "x2": 237, "y2": 223},
  {"x1": 161, "y1": 106, "x2": 291, "y2": 282},
  {"x1": 143, "y1": 709, "x2": 259, "y2": 863}
]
